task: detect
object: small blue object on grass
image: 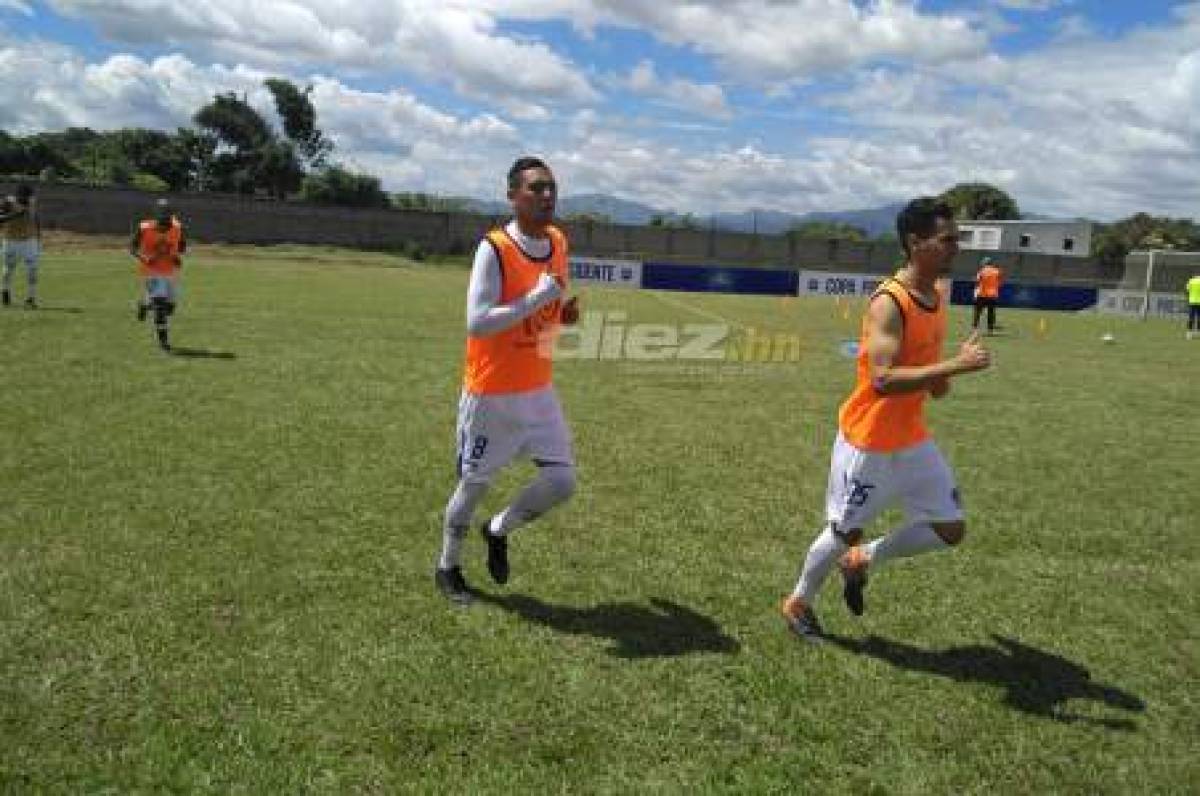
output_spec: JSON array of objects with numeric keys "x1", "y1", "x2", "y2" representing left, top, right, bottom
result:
[{"x1": 839, "y1": 340, "x2": 860, "y2": 358}]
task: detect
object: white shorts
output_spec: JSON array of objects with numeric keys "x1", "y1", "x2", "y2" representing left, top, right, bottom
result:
[
  {"x1": 455, "y1": 385, "x2": 574, "y2": 482},
  {"x1": 825, "y1": 431, "x2": 963, "y2": 531},
  {"x1": 3, "y1": 239, "x2": 39, "y2": 268},
  {"x1": 144, "y1": 276, "x2": 179, "y2": 302}
]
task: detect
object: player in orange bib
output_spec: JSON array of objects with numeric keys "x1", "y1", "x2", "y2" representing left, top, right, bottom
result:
[
  {"x1": 781, "y1": 197, "x2": 992, "y2": 640},
  {"x1": 972, "y1": 256, "x2": 1003, "y2": 334},
  {"x1": 129, "y1": 198, "x2": 186, "y2": 352},
  {"x1": 435, "y1": 157, "x2": 581, "y2": 604}
]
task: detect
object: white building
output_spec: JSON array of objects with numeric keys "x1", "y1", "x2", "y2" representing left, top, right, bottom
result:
[{"x1": 957, "y1": 220, "x2": 1093, "y2": 258}]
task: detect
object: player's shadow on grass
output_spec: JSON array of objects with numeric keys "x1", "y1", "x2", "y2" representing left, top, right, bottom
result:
[
  {"x1": 825, "y1": 633, "x2": 1145, "y2": 731},
  {"x1": 170, "y1": 346, "x2": 237, "y2": 360},
  {"x1": 477, "y1": 593, "x2": 740, "y2": 659}
]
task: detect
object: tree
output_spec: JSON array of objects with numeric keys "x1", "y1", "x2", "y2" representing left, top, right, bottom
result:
[
  {"x1": 301, "y1": 165, "x2": 389, "y2": 208},
  {"x1": 789, "y1": 220, "x2": 868, "y2": 242},
  {"x1": 939, "y1": 182, "x2": 1020, "y2": 220},
  {"x1": 173, "y1": 128, "x2": 217, "y2": 191},
  {"x1": 257, "y1": 140, "x2": 305, "y2": 199},
  {"x1": 193, "y1": 93, "x2": 272, "y2": 153},
  {"x1": 265, "y1": 79, "x2": 332, "y2": 168},
  {"x1": 1091, "y1": 213, "x2": 1200, "y2": 268}
]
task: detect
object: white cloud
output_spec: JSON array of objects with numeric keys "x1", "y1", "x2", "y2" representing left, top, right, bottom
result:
[
  {"x1": 0, "y1": 0, "x2": 33, "y2": 16},
  {"x1": 993, "y1": 0, "x2": 1065, "y2": 10},
  {"x1": 481, "y1": 0, "x2": 989, "y2": 80},
  {"x1": 625, "y1": 60, "x2": 731, "y2": 120},
  {"x1": 0, "y1": 37, "x2": 521, "y2": 197},
  {"x1": 48, "y1": 0, "x2": 598, "y2": 110}
]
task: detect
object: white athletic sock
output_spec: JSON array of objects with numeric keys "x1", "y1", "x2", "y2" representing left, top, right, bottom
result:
[
  {"x1": 438, "y1": 479, "x2": 489, "y2": 570},
  {"x1": 490, "y1": 465, "x2": 576, "y2": 536},
  {"x1": 864, "y1": 522, "x2": 947, "y2": 569},
  {"x1": 793, "y1": 525, "x2": 848, "y2": 605}
]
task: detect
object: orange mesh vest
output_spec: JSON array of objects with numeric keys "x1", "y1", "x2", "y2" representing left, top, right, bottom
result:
[
  {"x1": 463, "y1": 225, "x2": 568, "y2": 395},
  {"x1": 137, "y1": 219, "x2": 183, "y2": 277},
  {"x1": 976, "y1": 266, "x2": 1001, "y2": 299},
  {"x1": 838, "y1": 277, "x2": 947, "y2": 452}
]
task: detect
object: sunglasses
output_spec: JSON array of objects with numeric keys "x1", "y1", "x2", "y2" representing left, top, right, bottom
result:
[{"x1": 525, "y1": 180, "x2": 557, "y2": 194}]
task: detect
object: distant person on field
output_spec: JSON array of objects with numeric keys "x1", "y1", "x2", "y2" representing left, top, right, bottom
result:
[
  {"x1": 129, "y1": 198, "x2": 186, "y2": 352},
  {"x1": 434, "y1": 156, "x2": 581, "y2": 605},
  {"x1": 973, "y1": 256, "x2": 1002, "y2": 334},
  {"x1": 1187, "y1": 273, "x2": 1200, "y2": 340},
  {"x1": 780, "y1": 197, "x2": 992, "y2": 641},
  {"x1": 0, "y1": 184, "x2": 42, "y2": 309}
]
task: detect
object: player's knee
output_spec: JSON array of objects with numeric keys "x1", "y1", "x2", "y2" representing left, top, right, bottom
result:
[
  {"x1": 542, "y1": 464, "x2": 576, "y2": 503},
  {"x1": 933, "y1": 521, "x2": 965, "y2": 546}
]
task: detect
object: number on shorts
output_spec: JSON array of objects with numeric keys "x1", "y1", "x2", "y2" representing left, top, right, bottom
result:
[{"x1": 469, "y1": 435, "x2": 489, "y2": 461}]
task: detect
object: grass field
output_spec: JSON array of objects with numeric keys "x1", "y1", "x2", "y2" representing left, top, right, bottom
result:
[{"x1": 1, "y1": 234, "x2": 1197, "y2": 793}]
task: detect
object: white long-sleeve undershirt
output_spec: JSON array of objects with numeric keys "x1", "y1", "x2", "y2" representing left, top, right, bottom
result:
[{"x1": 465, "y1": 220, "x2": 559, "y2": 337}]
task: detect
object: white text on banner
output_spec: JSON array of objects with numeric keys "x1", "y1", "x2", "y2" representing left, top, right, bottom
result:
[{"x1": 569, "y1": 257, "x2": 643, "y2": 289}]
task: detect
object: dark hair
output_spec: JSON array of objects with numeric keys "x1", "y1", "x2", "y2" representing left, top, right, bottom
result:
[
  {"x1": 15, "y1": 184, "x2": 33, "y2": 201},
  {"x1": 896, "y1": 197, "x2": 953, "y2": 255},
  {"x1": 507, "y1": 156, "x2": 548, "y2": 189}
]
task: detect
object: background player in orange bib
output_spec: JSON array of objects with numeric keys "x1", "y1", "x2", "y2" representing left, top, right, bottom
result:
[
  {"x1": 781, "y1": 197, "x2": 991, "y2": 640},
  {"x1": 972, "y1": 256, "x2": 1003, "y2": 334},
  {"x1": 435, "y1": 157, "x2": 581, "y2": 604},
  {"x1": 129, "y1": 198, "x2": 186, "y2": 352}
]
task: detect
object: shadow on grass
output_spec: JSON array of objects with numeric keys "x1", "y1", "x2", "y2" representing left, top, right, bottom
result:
[
  {"x1": 26, "y1": 306, "x2": 84, "y2": 314},
  {"x1": 476, "y1": 592, "x2": 740, "y2": 659},
  {"x1": 171, "y1": 347, "x2": 237, "y2": 360},
  {"x1": 825, "y1": 633, "x2": 1145, "y2": 730}
]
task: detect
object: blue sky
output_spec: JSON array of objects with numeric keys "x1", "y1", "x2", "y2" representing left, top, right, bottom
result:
[{"x1": 1, "y1": 1, "x2": 1196, "y2": 219}]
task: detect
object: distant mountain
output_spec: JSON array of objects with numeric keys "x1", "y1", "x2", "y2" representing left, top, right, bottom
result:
[{"x1": 462, "y1": 193, "x2": 917, "y2": 237}]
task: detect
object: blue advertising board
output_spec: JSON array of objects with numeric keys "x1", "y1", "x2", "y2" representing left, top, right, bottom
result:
[
  {"x1": 948, "y1": 280, "x2": 1097, "y2": 311},
  {"x1": 641, "y1": 262, "x2": 799, "y2": 296}
]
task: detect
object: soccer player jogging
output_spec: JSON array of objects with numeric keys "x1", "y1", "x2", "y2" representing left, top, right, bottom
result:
[
  {"x1": 972, "y1": 256, "x2": 1002, "y2": 334},
  {"x1": 781, "y1": 197, "x2": 992, "y2": 641},
  {"x1": 1186, "y1": 273, "x2": 1200, "y2": 340},
  {"x1": 435, "y1": 157, "x2": 581, "y2": 605},
  {"x1": 1, "y1": 185, "x2": 42, "y2": 309},
  {"x1": 130, "y1": 199, "x2": 186, "y2": 352}
]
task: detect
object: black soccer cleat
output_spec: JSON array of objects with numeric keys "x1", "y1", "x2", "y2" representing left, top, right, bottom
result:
[
  {"x1": 156, "y1": 329, "x2": 171, "y2": 352},
  {"x1": 435, "y1": 566, "x2": 473, "y2": 605},
  {"x1": 839, "y1": 547, "x2": 870, "y2": 617},
  {"x1": 480, "y1": 522, "x2": 509, "y2": 585},
  {"x1": 137, "y1": 302, "x2": 148, "y2": 322},
  {"x1": 1, "y1": 289, "x2": 9, "y2": 307}
]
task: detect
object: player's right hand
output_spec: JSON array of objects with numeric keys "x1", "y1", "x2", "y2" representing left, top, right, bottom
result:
[{"x1": 955, "y1": 330, "x2": 991, "y2": 373}]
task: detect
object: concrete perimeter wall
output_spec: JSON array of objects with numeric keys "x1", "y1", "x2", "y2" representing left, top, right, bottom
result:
[{"x1": 14, "y1": 182, "x2": 1124, "y2": 287}]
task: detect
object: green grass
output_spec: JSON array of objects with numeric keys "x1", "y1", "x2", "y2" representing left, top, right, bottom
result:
[{"x1": 1, "y1": 238, "x2": 1197, "y2": 793}]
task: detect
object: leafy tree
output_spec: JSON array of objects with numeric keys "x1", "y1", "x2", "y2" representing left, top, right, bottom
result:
[
  {"x1": 1091, "y1": 213, "x2": 1199, "y2": 267},
  {"x1": 265, "y1": 79, "x2": 332, "y2": 168},
  {"x1": 257, "y1": 140, "x2": 305, "y2": 199},
  {"x1": 939, "y1": 182, "x2": 1020, "y2": 220},
  {"x1": 392, "y1": 192, "x2": 470, "y2": 212},
  {"x1": 193, "y1": 93, "x2": 272, "y2": 153},
  {"x1": 789, "y1": 220, "x2": 868, "y2": 242},
  {"x1": 301, "y1": 166, "x2": 389, "y2": 208}
]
